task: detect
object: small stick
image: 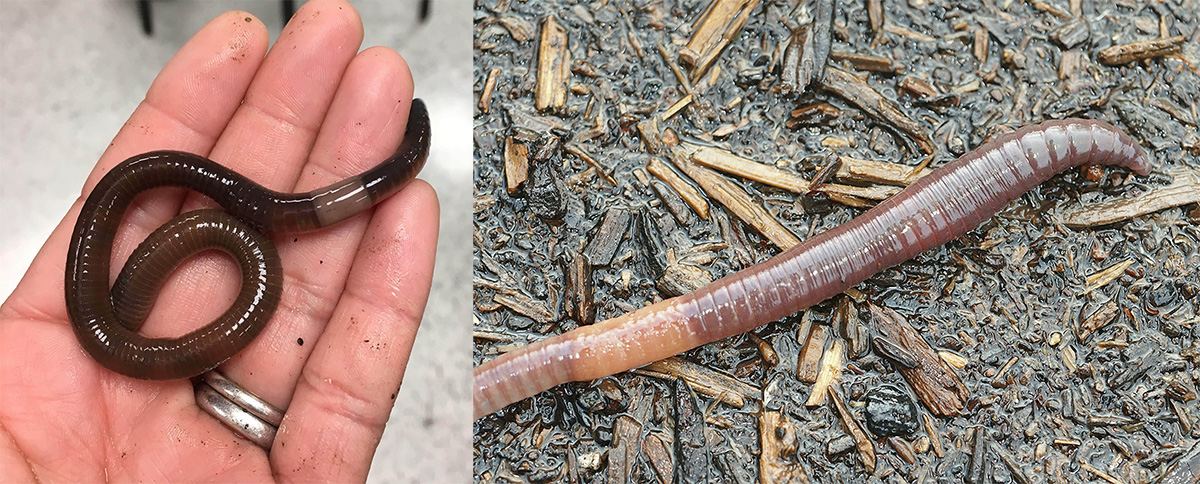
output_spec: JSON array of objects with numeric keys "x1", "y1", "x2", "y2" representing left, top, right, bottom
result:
[
  {"x1": 828, "y1": 385, "x2": 876, "y2": 472},
  {"x1": 535, "y1": 15, "x2": 570, "y2": 111},
  {"x1": 479, "y1": 67, "x2": 501, "y2": 113},
  {"x1": 821, "y1": 67, "x2": 934, "y2": 154},
  {"x1": 657, "y1": 42, "x2": 692, "y2": 94},
  {"x1": 1061, "y1": 168, "x2": 1200, "y2": 227},
  {"x1": 503, "y1": 136, "x2": 529, "y2": 195},
  {"x1": 680, "y1": 0, "x2": 761, "y2": 83},
  {"x1": 805, "y1": 339, "x2": 844, "y2": 406},
  {"x1": 1097, "y1": 35, "x2": 1186, "y2": 66},
  {"x1": 691, "y1": 145, "x2": 900, "y2": 200},
  {"x1": 671, "y1": 149, "x2": 801, "y2": 249},
  {"x1": 647, "y1": 157, "x2": 710, "y2": 220},
  {"x1": 662, "y1": 94, "x2": 695, "y2": 121}
]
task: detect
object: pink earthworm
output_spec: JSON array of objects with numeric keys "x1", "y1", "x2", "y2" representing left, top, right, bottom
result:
[{"x1": 475, "y1": 118, "x2": 1149, "y2": 418}]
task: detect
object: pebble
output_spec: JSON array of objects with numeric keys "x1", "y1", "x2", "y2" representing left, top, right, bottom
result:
[{"x1": 864, "y1": 384, "x2": 921, "y2": 437}]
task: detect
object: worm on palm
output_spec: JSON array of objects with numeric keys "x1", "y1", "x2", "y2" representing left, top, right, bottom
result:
[{"x1": 67, "y1": 100, "x2": 431, "y2": 380}]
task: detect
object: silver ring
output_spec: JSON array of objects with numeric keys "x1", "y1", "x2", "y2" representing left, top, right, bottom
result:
[
  {"x1": 204, "y1": 371, "x2": 284, "y2": 426},
  {"x1": 195, "y1": 371, "x2": 283, "y2": 449}
]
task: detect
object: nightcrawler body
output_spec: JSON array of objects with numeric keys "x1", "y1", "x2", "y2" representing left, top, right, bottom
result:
[
  {"x1": 475, "y1": 118, "x2": 1149, "y2": 418},
  {"x1": 67, "y1": 100, "x2": 431, "y2": 380}
]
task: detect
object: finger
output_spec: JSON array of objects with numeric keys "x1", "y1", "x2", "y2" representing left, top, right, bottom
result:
[
  {"x1": 131, "y1": 0, "x2": 364, "y2": 341},
  {"x1": 272, "y1": 180, "x2": 438, "y2": 482},
  {"x1": 0, "y1": 12, "x2": 268, "y2": 323},
  {"x1": 222, "y1": 46, "x2": 414, "y2": 406}
]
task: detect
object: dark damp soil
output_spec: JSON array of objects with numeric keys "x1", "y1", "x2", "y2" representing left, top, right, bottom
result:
[{"x1": 473, "y1": 0, "x2": 1200, "y2": 482}]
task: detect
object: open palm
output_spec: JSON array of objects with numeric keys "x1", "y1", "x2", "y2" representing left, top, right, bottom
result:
[{"x1": 0, "y1": 1, "x2": 438, "y2": 481}]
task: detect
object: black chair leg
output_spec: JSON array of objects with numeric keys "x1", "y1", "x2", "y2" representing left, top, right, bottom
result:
[
  {"x1": 138, "y1": 0, "x2": 152, "y2": 35},
  {"x1": 282, "y1": 0, "x2": 296, "y2": 25}
]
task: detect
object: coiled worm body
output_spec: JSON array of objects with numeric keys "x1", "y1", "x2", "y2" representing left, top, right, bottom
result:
[
  {"x1": 475, "y1": 118, "x2": 1149, "y2": 418},
  {"x1": 66, "y1": 100, "x2": 431, "y2": 380}
]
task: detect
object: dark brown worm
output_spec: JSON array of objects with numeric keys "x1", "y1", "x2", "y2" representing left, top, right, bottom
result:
[
  {"x1": 66, "y1": 99, "x2": 431, "y2": 380},
  {"x1": 474, "y1": 118, "x2": 1150, "y2": 418}
]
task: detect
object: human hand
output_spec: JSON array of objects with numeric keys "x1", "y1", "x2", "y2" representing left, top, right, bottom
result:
[{"x1": 0, "y1": 0, "x2": 438, "y2": 481}]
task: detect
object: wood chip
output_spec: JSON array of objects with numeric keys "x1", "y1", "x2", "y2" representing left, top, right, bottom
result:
[
  {"x1": 780, "y1": 0, "x2": 833, "y2": 92},
  {"x1": 479, "y1": 66, "x2": 501, "y2": 114},
  {"x1": 563, "y1": 143, "x2": 616, "y2": 186},
  {"x1": 821, "y1": 67, "x2": 934, "y2": 154},
  {"x1": 584, "y1": 209, "x2": 632, "y2": 266},
  {"x1": 747, "y1": 332, "x2": 778, "y2": 367},
  {"x1": 966, "y1": 427, "x2": 988, "y2": 484},
  {"x1": 679, "y1": 0, "x2": 761, "y2": 83},
  {"x1": 647, "y1": 157, "x2": 710, "y2": 220},
  {"x1": 1082, "y1": 260, "x2": 1135, "y2": 295},
  {"x1": 657, "y1": 42, "x2": 692, "y2": 94},
  {"x1": 661, "y1": 93, "x2": 695, "y2": 121},
  {"x1": 828, "y1": 385, "x2": 876, "y2": 472},
  {"x1": 608, "y1": 416, "x2": 642, "y2": 483},
  {"x1": 889, "y1": 437, "x2": 916, "y2": 464},
  {"x1": 1059, "y1": 48, "x2": 1081, "y2": 82},
  {"x1": 1079, "y1": 461, "x2": 1126, "y2": 484},
  {"x1": 642, "y1": 432, "x2": 674, "y2": 484},
  {"x1": 973, "y1": 28, "x2": 988, "y2": 64},
  {"x1": 657, "y1": 262, "x2": 713, "y2": 297},
  {"x1": 897, "y1": 75, "x2": 940, "y2": 100},
  {"x1": 870, "y1": 303, "x2": 968, "y2": 416},
  {"x1": 670, "y1": 148, "x2": 801, "y2": 249},
  {"x1": 808, "y1": 0, "x2": 835, "y2": 83},
  {"x1": 883, "y1": 22, "x2": 936, "y2": 42},
  {"x1": 805, "y1": 339, "x2": 844, "y2": 407},
  {"x1": 1078, "y1": 300, "x2": 1119, "y2": 341},
  {"x1": 637, "y1": 356, "x2": 760, "y2": 407},
  {"x1": 923, "y1": 413, "x2": 945, "y2": 458},
  {"x1": 873, "y1": 336, "x2": 921, "y2": 369},
  {"x1": 830, "y1": 51, "x2": 906, "y2": 74},
  {"x1": 797, "y1": 322, "x2": 829, "y2": 383},
  {"x1": 1097, "y1": 35, "x2": 1186, "y2": 66},
  {"x1": 504, "y1": 103, "x2": 569, "y2": 133},
  {"x1": 787, "y1": 103, "x2": 841, "y2": 127},
  {"x1": 493, "y1": 16, "x2": 533, "y2": 42},
  {"x1": 472, "y1": 329, "x2": 513, "y2": 342},
  {"x1": 712, "y1": 123, "x2": 739, "y2": 138},
  {"x1": 781, "y1": 25, "x2": 813, "y2": 92},
  {"x1": 562, "y1": 252, "x2": 594, "y2": 325},
  {"x1": 868, "y1": 0, "x2": 882, "y2": 33},
  {"x1": 837, "y1": 155, "x2": 932, "y2": 185},
  {"x1": 1171, "y1": 400, "x2": 1194, "y2": 434},
  {"x1": 1051, "y1": 17, "x2": 1090, "y2": 50},
  {"x1": 503, "y1": 136, "x2": 529, "y2": 195},
  {"x1": 535, "y1": 15, "x2": 570, "y2": 112},
  {"x1": 494, "y1": 291, "x2": 556, "y2": 324},
  {"x1": 821, "y1": 136, "x2": 853, "y2": 148},
  {"x1": 638, "y1": 117, "x2": 664, "y2": 154},
  {"x1": 527, "y1": 136, "x2": 568, "y2": 220},
  {"x1": 688, "y1": 144, "x2": 900, "y2": 200},
  {"x1": 651, "y1": 180, "x2": 694, "y2": 225},
  {"x1": 938, "y1": 350, "x2": 968, "y2": 369},
  {"x1": 1061, "y1": 168, "x2": 1200, "y2": 228},
  {"x1": 759, "y1": 411, "x2": 811, "y2": 483},
  {"x1": 992, "y1": 443, "x2": 1032, "y2": 484},
  {"x1": 674, "y1": 378, "x2": 710, "y2": 483},
  {"x1": 1030, "y1": 0, "x2": 1072, "y2": 19}
]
